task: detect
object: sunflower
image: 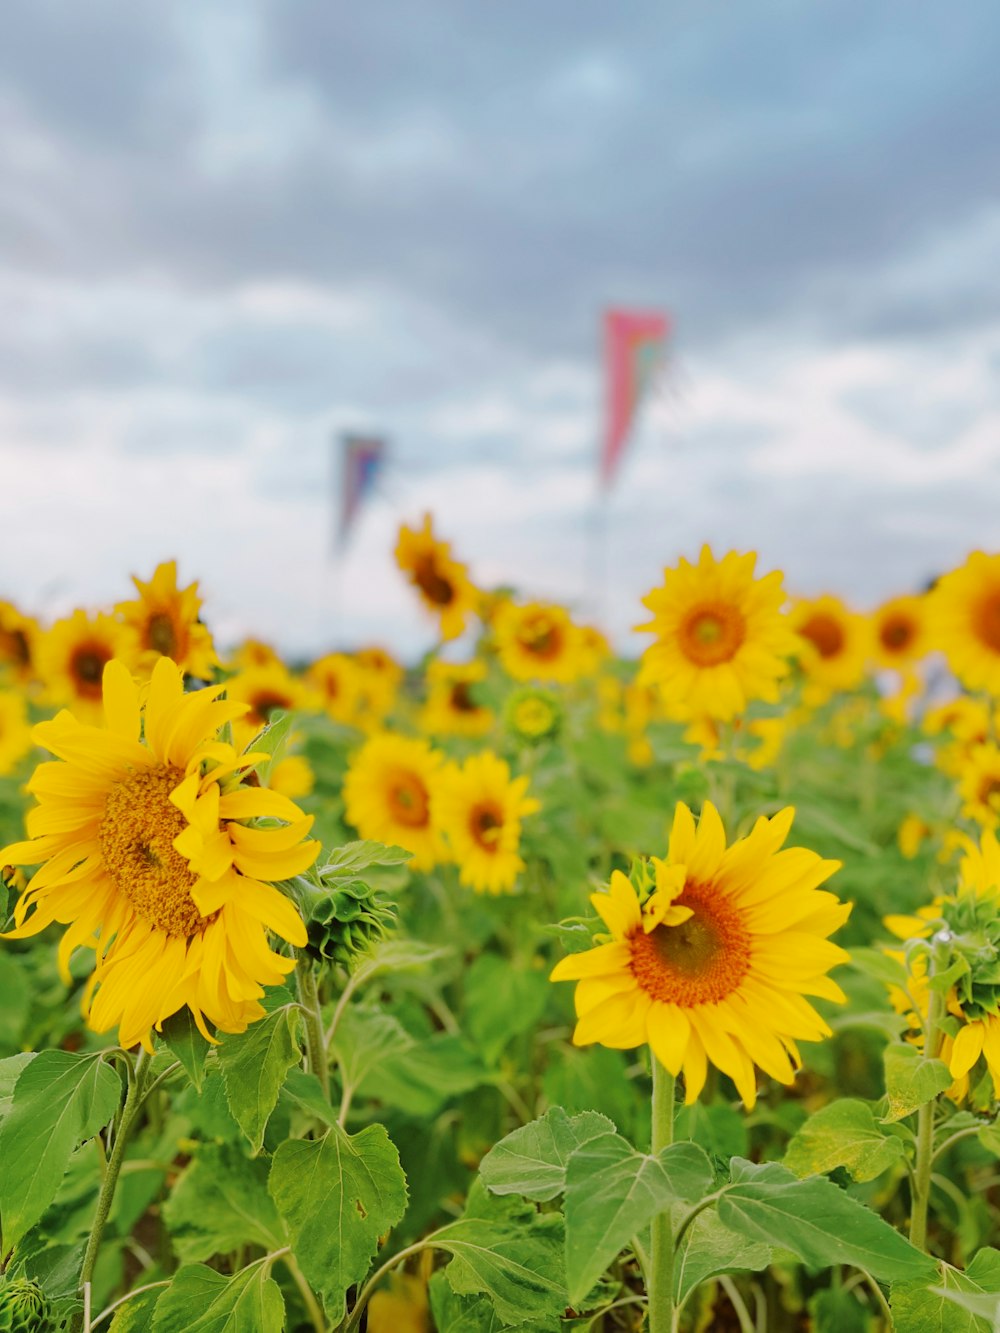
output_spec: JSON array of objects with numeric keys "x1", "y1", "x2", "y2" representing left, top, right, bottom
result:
[
  {"x1": 493, "y1": 601, "x2": 586, "y2": 684},
  {"x1": 117, "y1": 560, "x2": 218, "y2": 679},
  {"x1": 636, "y1": 547, "x2": 796, "y2": 722},
  {"x1": 871, "y1": 594, "x2": 928, "y2": 670},
  {"x1": 0, "y1": 692, "x2": 33, "y2": 775},
  {"x1": 228, "y1": 638, "x2": 283, "y2": 671},
  {"x1": 342, "y1": 733, "x2": 446, "y2": 870},
  {"x1": 504, "y1": 685, "x2": 562, "y2": 745},
  {"x1": 307, "y1": 652, "x2": 363, "y2": 728},
  {"x1": 551, "y1": 801, "x2": 849, "y2": 1108},
  {"x1": 789, "y1": 595, "x2": 869, "y2": 698},
  {"x1": 421, "y1": 660, "x2": 493, "y2": 738},
  {"x1": 923, "y1": 695, "x2": 993, "y2": 777},
  {"x1": 353, "y1": 647, "x2": 404, "y2": 724},
  {"x1": 958, "y1": 743, "x2": 1000, "y2": 829},
  {"x1": 929, "y1": 551, "x2": 1000, "y2": 694},
  {"x1": 1, "y1": 658, "x2": 317, "y2": 1050},
  {"x1": 435, "y1": 751, "x2": 539, "y2": 894},
  {"x1": 227, "y1": 664, "x2": 316, "y2": 752},
  {"x1": 36, "y1": 611, "x2": 139, "y2": 722},
  {"x1": 0, "y1": 601, "x2": 39, "y2": 684},
  {"x1": 395, "y1": 515, "x2": 478, "y2": 641}
]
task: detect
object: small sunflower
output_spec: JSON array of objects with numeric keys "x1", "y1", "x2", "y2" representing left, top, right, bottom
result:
[
  {"x1": 308, "y1": 652, "x2": 363, "y2": 728},
  {"x1": 0, "y1": 601, "x2": 39, "y2": 684},
  {"x1": 227, "y1": 664, "x2": 315, "y2": 752},
  {"x1": 0, "y1": 692, "x2": 33, "y2": 775},
  {"x1": 395, "y1": 515, "x2": 478, "y2": 641},
  {"x1": 871, "y1": 594, "x2": 928, "y2": 670},
  {"x1": 353, "y1": 647, "x2": 404, "y2": 723},
  {"x1": 36, "y1": 611, "x2": 139, "y2": 722},
  {"x1": 117, "y1": 560, "x2": 218, "y2": 679},
  {"x1": 342, "y1": 733, "x2": 446, "y2": 871},
  {"x1": 504, "y1": 685, "x2": 563, "y2": 745},
  {"x1": 637, "y1": 547, "x2": 796, "y2": 722},
  {"x1": 790, "y1": 595, "x2": 869, "y2": 697},
  {"x1": 494, "y1": 601, "x2": 586, "y2": 684},
  {"x1": 1, "y1": 658, "x2": 317, "y2": 1049},
  {"x1": 228, "y1": 638, "x2": 283, "y2": 671},
  {"x1": 923, "y1": 695, "x2": 993, "y2": 777},
  {"x1": 958, "y1": 743, "x2": 1000, "y2": 829},
  {"x1": 929, "y1": 551, "x2": 1000, "y2": 694},
  {"x1": 421, "y1": 660, "x2": 493, "y2": 738},
  {"x1": 435, "y1": 751, "x2": 540, "y2": 894},
  {"x1": 551, "y1": 801, "x2": 849, "y2": 1107}
]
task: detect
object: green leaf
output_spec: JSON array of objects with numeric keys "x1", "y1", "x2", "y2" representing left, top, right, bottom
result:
[
  {"x1": 0, "y1": 1052, "x2": 33, "y2": 1115},
  {"x1": 320, "y1": 840, "x2": 414, "y2": 875},
  {"x1": 564, "y1": 1134, "x2": 714, "y2": 1304},
  {"x1": 268, "y1": 1122, "x2": 407, "y2": 1323},
  {"x1": 718, "y1": 1158, "x2": 936, "y2": 1284},
  {"x1": 464, "y1": 955, "x2": 550, "y2": 1064},
  {"x1": 428, "y1": 1270, "x2": 567, "y2": 1332},
  {"x1": 0, "y1": 1050, "x2": 120, "y2": 1251},
  {"x1": 883, "y1": 1044, "x2": 953, "y2": 1123},
  {"x1": 329, "y1": 1006, "x2": 414, "y2": 1091},
  {"x1": 675, "y1": 1101, "x2": 748, "y2": 1161},
  {"x1": 784, "y1": 1098, "x2": 906, "y2": 1181},
  {"x1": 357, "y1": 1032, "x2": 491, "y2": 1117},
  {"x1": 109, "y1": 1285, "x2": 165, "y2": 1331},
  {"x1": 217, "y1": 1005, "x2": 301, "y2": 1153},
  {"x1": 808, "y1": 1287, "x2": 874, "y2": 1332},
  {"x1": 253, "y1": 711, "x2": 296, "y2": 787},
  {"x1": 479, "y1": 1107, "x2": 616, "y2": 1201},
  {"x1": 162, "y1": 1143, "x2": 286, "y2": 1262},
  {"x1": 892, "y1": 1249, "x2": 1000, "y2": 1332},
  {"x1": 0, "y1": 952, "x2": 29, "y2": 1049},
  {"x1": 673, "y1": 1209, "x2": 771, "y2": 1304},
  {"x1": 433, "y1": 1213, "x2": 567, "y2": 1326},
  {"x1": 152, "y1": 1263, "x2": 285, "y2": 1333},
  {"x1": 351, "y1": 937, "x2": 454, "y2": 980},
  {"x1": 850, "y1": 948, "x2": 910, "y2": 988},
  {"x1": 277, "y1": 1068, "x2": 339, "y2": 1129},
  {"x1": 160, "y1": 1008, "x2": 211, "y2": 1092}
]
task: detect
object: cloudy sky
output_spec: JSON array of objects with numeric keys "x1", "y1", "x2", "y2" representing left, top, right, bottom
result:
[{"x1": 2, "y1": 2, "x2": 999, "y2": 656}]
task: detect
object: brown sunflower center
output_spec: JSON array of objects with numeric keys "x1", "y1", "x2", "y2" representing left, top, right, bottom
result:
[
  {"x1": 387, "y1": 770, "x2": 431, "y2": 828},
  {"x1": 799, "y1": 613, "x2": 844, "y2": 660},
  {"x1": 146, "y1": 612, "x2": 178, "y2": 657},
  {"x1": 678, "y1": 603, "x2": 746, "y2": 667},
  {"x1": 250, "y1": 691, "x2": 293, "y2": 726},
  {"x1": 974, "y1": 593, "x2": 1000, "y2": 654},
  {"x1": 628, "y1": 881, "x2": 752, "y2": 1007},
  {"x1": 880, "y1": 615, "x2": 915, "y2": 653},
  {"x1": 468, "y1": 802, "x2": 504, "y2": 851},
  {"x1": 450, "y1": 681, "x2": 478, "y2": 712},
  {"x1": 99, "y1": 765, "x2": 204, "y2": 937},
  {"x1": 978, "y1": 776, "x2": 1000, "y2": 809},
  {"x1": 413, "y1": 556, "x2": 455, "y2": 607},
  {"x1": 519, "y1": 616, "x2": 563, "y2": 661},
  {"x1": 71, "y1": 642, "x2": 113, "y2": 698},
  {"x1": 0, "y1": 628, "x2": 30, "y2": 667}
]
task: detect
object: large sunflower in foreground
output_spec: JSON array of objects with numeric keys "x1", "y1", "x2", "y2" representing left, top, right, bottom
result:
[
  {"x1": 342, "y1": 733, "x2": 447, "y2": 870},
  {"x1": 117, "y1": 559, "x2": 218, "y2": 679},
  {"x1": 789, "y1": 594, "x2": 869, "y2": 698},
  {"x1": 1, "y1": 658, "x2": 317, "y2": 1049},
  {"x1": 551, "y1": 801, "x2": 849, "y2": 1107},
  {"x1": 435, "y1": 750, "x2": 539, "y2": 894},
  {"x1": 636, "y1": 547, "x2": 796, "y2": 721},
  {"x1": 929, "y1": 551, "x2": 1000, "y2": 694},
  {"x1": 395, "y1": 515, "x2": 478, "y2": 641},
  {"x1": 36, "y1": 611, "x2": 139, "y2": 722}
]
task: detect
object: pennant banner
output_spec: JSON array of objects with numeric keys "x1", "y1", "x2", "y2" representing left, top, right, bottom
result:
[
  {"x1": 601, "y1": 308, "x2": 670, "y2": 487},
  {"x1": 338, "y1": 434, "x2": 386, "y2": 547}
]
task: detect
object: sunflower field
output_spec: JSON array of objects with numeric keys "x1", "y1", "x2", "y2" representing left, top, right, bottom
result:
[{"x1": 4, "y1": 531, "x2": 1000, "y2": 1333}]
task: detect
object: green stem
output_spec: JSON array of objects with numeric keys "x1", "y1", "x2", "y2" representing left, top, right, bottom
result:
[
  {"x1": 909, "y1": 932, "x2": 950, "y2": 1252},
  {"x1": 649, "y1": 1055, "x2": 676, "y2": 1333},
  {"x1": 80, "y1": 1049, "x2": 152, "y2": 1297},
  {"x1": 296, "y1": 953, "x2": 330, "y2": 1100}
]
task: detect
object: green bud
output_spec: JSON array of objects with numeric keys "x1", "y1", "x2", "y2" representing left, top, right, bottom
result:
[
  {"x1": 290, "y1": 875, "x2": 397, "y2": 967},
  {"x1": 0, "y1": 1277, "x2": 51, "y2": 1333}
]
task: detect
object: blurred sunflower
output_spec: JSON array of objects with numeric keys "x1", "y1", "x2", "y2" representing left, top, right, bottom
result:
[
  {"x1": 504, "y1": 685, "x2": 562, "y2": 745},
  {"x1": 0, "y1": 601, "x2": 39, "y2": 684},
  {"x1": 435, "y1": 751, "x2": 539, "y2": 894},
  {"x1": 343, "y1": 733, "x2": 446, "y2": 870},
  {"x1": 929, "y1": 551, "x2": 1000, "y2": 694},
  {"x1": 551, "y1": 801, "x2": 849, "y2": 1108},
  {"x1": 228, "y1": 638, "x2": 283, "y2": 671},
  {"x1": 0, "y1": 692, "x2": 33, "y2": 775},
  {"x1": 36, "y1": 611, "x2": 138, "y2": 723},
  {"x1": 871, "y1": 594, "x2": 928, "y2": 671},
  {"x1": 924, "y1": 694, "x2": 993, "y2": 777},
  {"x1": 1, "y1": 658, "x2": 317, "y2": 1049},
  {"x1": 117, "y1": 559, "x2": 218, "y2": 679},
  {"x1": 395, "y1": 514, "x2": 478, "y2": 641},
  {"x1": 353, "y1": 646, "x2": 404, "y2": 723},
  {"x1": 421, "y1": 659, "x2": 493, "y2": 737},
  {"x1": 308, "y1": 652, "x2": 363, "y2": 728},
  {"x1": 958, "y1": 742, "x2": 1000, "y2": 829},
  {"x1": 636, "y1": 546, "x2": 796, "y2": 722},
  {"x1": 494, "y1": 601, "x2": 586, "y2": 683},
  {"x1": 790, "y1": 594, "x2": 869, "y2": 698},
  {"x1": 227, "y1": 664, "x2": 315, "y2": 751}
]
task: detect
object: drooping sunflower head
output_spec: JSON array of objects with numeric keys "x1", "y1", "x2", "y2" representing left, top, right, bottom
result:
[
  {"x1": 551, "y1": 800, "x2": 849, "y2": 1108},
  {"x1": 494, "y1": 601, "x2": 586, "y2": 684},
  {"x1": 789, "y1": 594, "x2": 870, "y2": 698},
  {"x1": 871, "y1": 594, "x2": 927, "y2": 670},
  {"x1": 636, "y1": 546, "x2": 797, "y2": 722},
  {"x1": 342, "y1": 733, "x2": 447, "y2": 871},
  {"x1": 0, "y1": 600, "x2": 40, "y2": 684},
  {"x1": 434, "y1": 750, "x2": 540, "y2": 894},
  {"x1": 421, "y1": 659, "x2": 493, "y2": 737},
  {"x1": 116, "y1": 559, "x2": 219, "y2": 679},
  {"x1": 395, "y1": 514, "x2": 478, "y2": 641},
  {"x1": 36, "y1": 610, "x2": 139, "y2": 722},
  {"x1": 928, "y1": 551, "x2": 1000, "y2": 694},
  {"x1": 1, "y1": 657, "x2": 318, "y2": 1050}
]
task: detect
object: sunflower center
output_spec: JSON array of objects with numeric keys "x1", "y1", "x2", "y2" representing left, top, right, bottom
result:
[
  {"x1": 450, "y1": 682, "x2": 477, "y2": 712},
  {"x1": 71, "y1": 643, "x2": 112, "y2": 697},
  {"x1": 413, "y1": 556, "x2": 455, "y2": 606},
  {"x1": 250, "y1": 692, "x2": 293, "y2": 726},
  {"x1": 678, "y1": 603, "x2": 746, "y2": 667},
  {"x1": 978, "y1": 776, "x2": 1000, "y2": 810},
  {"x1": 146, "y1": 612, "x2": 177, "y2": 657},
  {"x1": 99, "y1": 765, "x2": 204, "y2": 938},
  {"x1": 0, "y1": 628, "x2": 30, "y2": 667},
  {"x1": 519, "y1": 617, "x2": 563, "y2": 661},
  {"x1": 974, "y1": 593, "x2": 1000, "y2": 654},
  {"x1": 469, "y1": 802, "x2": 504, "y2": 850},
  {"x1": 628, "y1": 881, "x2": 752, "y2": 1007},
  {"x1": 880, "y1": 615, "x2": 914, "y2": 653},
  {"x1": 387, "y1": 771, "x2": 431, "y2": 828},
  {"x1": 799, "y1": 613, "x2": 844, "y2": 660}
]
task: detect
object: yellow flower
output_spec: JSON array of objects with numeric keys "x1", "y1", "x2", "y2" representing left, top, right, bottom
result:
[
  {"x1": 228, "y1": 638, "x2": 282, "y2": 671},
  {"x1": 494, "y1": 601, "x2": 586, "y2": 683},
  {"x1": 0, "y1": 601, "x2": 39, "y2": 684},
  {"x1": 270, "y1": 754, "x2": 315, "y2": 800},
  {"x1": 36, "y1": 611, "x2": 139, "y2": 723},
  {"x1": 1, "y1": 658, "x2": 317, "y2": 1050},
  {"x1": 636, "y1": 547, "x2": 796, "y2": 722},
  {"x1": 353, "y1": 647, "x2": 404, "y2": 724},
  {"x1": 395, "y1": 514, "x2": 478, "y2": 641},
  {"x1": 958, "y1": 743, "x2": 1000, "y2": 829},
  {"x1": 116, "y1": 560, "x2": 218, "y2": 679},
  {"x1": 435, "y1": 751, "x2": 539, "y2": 894},
  {"x1": 505, "y1": 686, "x2": 562, "y2": 744},
  {"x1": 928, "y1": 551, "x2": 1000, "y2": 694},
  {"x1": 308, "y1": 652, "x2": 363, "y2": 728},
  {"x1": 342, "y1": 733, "x2": 446, "y2": 871},
  {"x1": 790, "y1": 595, "x2": 870, "y2": 697},
  {"x1": 551, "y1": 801, "x2": 849, "y2": 1108},
  {"x1": 421, "y1": 660, "x2": 493, "y2": 737},
  {"x1": 0, "y1": 692, "x2": 33, "y2": 775},
  {"x1": 870, "y1": 594, "x2": 928, "y2": 670},
  {"x1": 226, "y1": 664, "x2": 315, "y2": 752},
  {"x1": 923, "y1": 695, "x2": 993, "y2": 777},
  {"x1": 898, "y1": 814, "x2": 931, "y2": 860},
  {"x1": 579, "y1": 625, "x2": 612, "y2": 675}
]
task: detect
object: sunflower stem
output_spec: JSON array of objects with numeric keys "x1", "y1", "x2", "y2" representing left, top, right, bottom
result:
[
  {"x1": 909, "y1": 931, "x2": 950, "y2": 1253},
  {"x1": 79, "y1": 1048, "x2": 152, "y2": 1312},
  {"x1": 649, "y1": 1055, "x2": 676, "y2": 1333},
  {"x1": 296, "y1": 953, "x2": 330, "y2": 1100}
]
